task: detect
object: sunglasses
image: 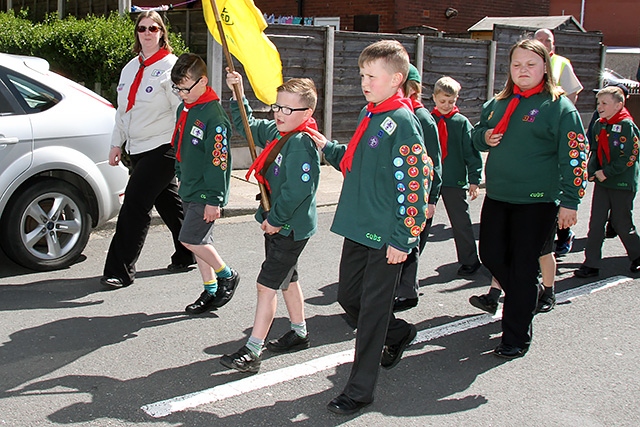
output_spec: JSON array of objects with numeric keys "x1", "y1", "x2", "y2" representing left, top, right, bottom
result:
[
  {"x1": 172, "y1": 77, "x2": 202, "y2": 94},
  {"x1": 270, "y1": 104, "x2": 310, "y2": 115},
  {"x1": 137, "y1": 25, "x2": 161, "y2": 33}
]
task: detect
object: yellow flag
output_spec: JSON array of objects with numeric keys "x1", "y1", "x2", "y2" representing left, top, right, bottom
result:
[{"x1": 203, "y1": 0, "x2": 283, "y2": 105}]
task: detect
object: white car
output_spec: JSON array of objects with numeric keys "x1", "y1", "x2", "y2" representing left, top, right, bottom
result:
[{"x1": 0, "y1": 53, "x2": 129, "y2": 271}]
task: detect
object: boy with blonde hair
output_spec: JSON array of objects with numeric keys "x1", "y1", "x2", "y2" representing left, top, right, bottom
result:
[
  {"x1": 308, "y1": 40, "x2": 431, "y2": 415},
  {"x1": 432, "y1": 76, "x2": 483, "y2": 276}
]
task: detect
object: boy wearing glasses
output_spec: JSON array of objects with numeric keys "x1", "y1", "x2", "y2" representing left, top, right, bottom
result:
[
  {"x1": 170, "y1": 53, "x2": 240, "y2": 315},
  {"x1": 220, "y1": 70, "x2": 320, "y2": 374}
]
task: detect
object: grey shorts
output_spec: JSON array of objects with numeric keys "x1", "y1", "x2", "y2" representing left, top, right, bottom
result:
[{"x1": 178, "y1": 201, "x2": 215, "y2": 245}]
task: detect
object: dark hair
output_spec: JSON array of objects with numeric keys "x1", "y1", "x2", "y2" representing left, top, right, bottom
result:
[
  {"x1": 132, "y1": 11, "x2": 172, "y2": 54},
  {"x1": 171, "y1": 53, "x2": 207, "y2": 84},
  {"x1": 496, "y1": 39, "x2": 563, "y2": 101}
]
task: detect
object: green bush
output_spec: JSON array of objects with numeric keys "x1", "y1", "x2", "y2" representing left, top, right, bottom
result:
[{"x1": 0, "y1": 10, "x2": 188, "y2": 104}]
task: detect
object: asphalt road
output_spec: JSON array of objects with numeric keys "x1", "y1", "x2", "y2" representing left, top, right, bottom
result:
[{"x1": 1, "y1": 186, "x2": 639, "y2": 427}]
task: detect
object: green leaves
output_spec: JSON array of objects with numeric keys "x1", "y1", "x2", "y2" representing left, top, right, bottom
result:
[{"x1": 0, "y1": 10, "x2": 188, "y2": 103}]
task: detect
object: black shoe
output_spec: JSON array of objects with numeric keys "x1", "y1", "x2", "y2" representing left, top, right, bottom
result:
[
  {"x1": 266, "y1": 330, "x2": 310, "y2": 353},
  {"x1": 469, "y1": 294, "x2": 498, "y2": 315},
  {"x1": 536, "y1": 292, "x2": 556, "y2": 313},
  {"x1": 605, "y1": 222, "x2": 617, "y2": 238},
  {"x1": 393, "y1": 297, "x2": 418, "y2": 312},
  {"x1": 630, "y1": 257, "x2": 640, "y2": 273},
  {"x1": 212, "y1": 269, "x2": 240, "y2": 308},
  {"x1": 493, "y1": 342, "x2": 528, "y2": 359},
  {"x1": 185, "y1": 290, "x2": 216, "y2": 314},
  {"x1": 100, "y1": 276, "x2": 129, "y2": 289},
  {"x1": 381, "y1": 324, "x2": 417, "y2": 369},
  {"x1": 220, "y1": 346, "x2": 261, "y2": 373},
  {"x1": 457, "y1": 261, "x2": 482, "y2": 276},
  {"x1": 574, "y1": 265, "x2": 599, "y2": 278},
  {"x1": 327, "y1": 393, "x2": 372, "y2": 415},
  {"x1": 167, "y1": 262, "x2": 193, "y2": 273}
]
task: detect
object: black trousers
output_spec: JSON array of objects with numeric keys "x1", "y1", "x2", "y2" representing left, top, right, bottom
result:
[
  {"x1": 396, "y1": 216, "x2": 432, "y2": 299},
  {"x1": 479, "y1": 197, "x2": 557, "y2": 348},
  {"x1": 103, "y1": 144, "x2": 194, "y2": 284},
  {"x1": 337, "y1": 239, "x2": 412, "y2": 403}
]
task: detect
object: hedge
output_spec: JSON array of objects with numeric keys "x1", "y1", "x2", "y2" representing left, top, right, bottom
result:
[{"x1": 0, "y1": 10, "x2": 188, "y2": 104}]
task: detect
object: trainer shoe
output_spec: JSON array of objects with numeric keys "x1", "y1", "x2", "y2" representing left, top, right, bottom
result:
[
  {"x1": 555, "y1": 230, "x2": 575, "y2": 256},
  {"x1": 469, "y1": 294, "x2": 499, "y2": 315},
  {"x1": 212, "y1": 269, "x2": 240, "y2": 308},
  {"x1": 185, "y1": 290, "x2": 216, "y2": 314},
  {"x1": 381, "y1": 324, "x2": 417, "y2": 369},
  {"x1": 266, "y1": 330, "x2": 310, "y2": 353},
  {"x1": 220, "y1": 346, "x2": 261, "y2": 373}
]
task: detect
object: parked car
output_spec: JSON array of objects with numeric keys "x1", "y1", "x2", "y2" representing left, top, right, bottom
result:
[
  {"x1": 601, "y1": 68, "x2": 640, "y2": 93},
  {"x1": 0, "y1": 53, "x2": 129, "y2": 271}
]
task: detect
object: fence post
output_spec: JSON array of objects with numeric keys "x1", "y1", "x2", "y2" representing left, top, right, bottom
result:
[
  {"x1": 487, "y1": 40, "x2": 496, "y2": 99},
  {"x1": 323, "y1": 25, "x2": 335, "y2": 140},
  {"x1": 207, "y1": 32, "x2": 223, "y2": 96},
  {"x1": 415, "y1": 34, "x2": 424, "y2": 75}
]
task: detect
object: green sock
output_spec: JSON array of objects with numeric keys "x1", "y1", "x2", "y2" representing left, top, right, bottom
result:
[
  {"x1": 215, "y1": 264, "x2": 232, "y2": 279},
  {"x1": 246, "y1": 336, "x2": 264, "y2": 357},
  {"x1": 291, "y1": 321, "x2": 307, "y2": 338},
  {"x1": 203, "y1": 280, "x2": 218, "y2": 295}
]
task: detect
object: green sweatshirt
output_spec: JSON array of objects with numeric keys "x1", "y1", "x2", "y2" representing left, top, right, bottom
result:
[
  {"x1": 588, "y1": 117, "x2": 640, "y2": 192},
  {"x1": 438, "y1": 112, "x2": 482, "y2": 189},
  {"x1": 472, "y1": 93, "x2": 586, "y2": 209},
  {"x1": 231, "y1": 98, "x2": 320, "y2": 240},
  {"x1": 415, "y1": 107, "x2": 442, "y2": 204},
  {"x1": 174, "y1": 100, "x2": 232, "y2": 206},
  {"x1": 323, "y1": 106, "x2": 431, "y2": 252}
]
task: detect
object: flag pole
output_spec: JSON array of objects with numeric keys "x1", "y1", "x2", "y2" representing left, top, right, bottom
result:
[{"x1": 210, "y1": 0, "x2": 270, "y2": 211}]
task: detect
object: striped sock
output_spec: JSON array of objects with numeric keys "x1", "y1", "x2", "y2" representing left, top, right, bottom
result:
[
  {"x1": 215, "y1": 264, "x2": 232, "y2": 279},
  {"x1": 291, "y1": 321, "x2": 307, "y2": 338},
  {"x1": 246, "y1": 336, "x2": 264, "y2": 357},
  {"x1": 203, "y1": 279, "x2": 218, "y2": 296}
]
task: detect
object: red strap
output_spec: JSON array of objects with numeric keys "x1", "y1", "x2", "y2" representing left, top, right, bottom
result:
[
  {"x1": 125, "y1": 48, "x2": 170, "y2": 112},
  {"x1": 492, "y1": 81, "x2": 545, "y2": 135},
  {"x1": 339, "y1": 93, "x2": 412, "y2": 176},
  {"x1": 432, "y1": 106, "x2": 459, "y2": 160},
  {"x1": 171, "y1": 87, "x2": 220, "y2": 162}
]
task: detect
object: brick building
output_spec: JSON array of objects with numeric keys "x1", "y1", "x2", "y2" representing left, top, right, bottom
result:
[{"x1": 253, "y1": 0, "x2": 550, "y2": 34}]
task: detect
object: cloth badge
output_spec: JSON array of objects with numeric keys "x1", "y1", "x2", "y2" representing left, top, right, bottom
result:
[
  {"x1": 398, "y1": 206, "x2": 406, "y2": 215},
  {"x1": 612, "y1": 124, "x2": 622, "y2": 133},
  {"x1": 117, "y1": 83, "x2": 125, "y2": 91},
  {"x1": 301, "y1": 173, "x2": 310, "y2": 182},
  {"x1": 221, "y1": 162, "x2": 227, "y2": 170},
  {"x1": 620, "y1": 136, "x2": 627, "y2": 143},
  {"x1": 408, "y1": 167, "x2": 419, "y2": 178},
  {"x1": 399, "y1": 145, "x2": 410, "y2": 156},
  {"x1": 381, "y1": 117, "x2": 398, "y2": 135},
  {"x1": 397, "y1": 194, "x2": 405, "y2": 204},
  {"x1": 393, "y1": 157, "x2": 404, "y2": 167},
  {"x1": 397, "y1": 182, "x2": 406, "y2": 192},
  {"x1": 190, "y1": 126, "x2": 203, "y2": 139},
  {"x1": 411, "y1": 144, "x2": 423, "y2": 155},
  {"x1": 216, "y1": 126, "x2": 223, "y2": 133},
  {"x1": 407, "y1": 193, "x2": 418, "y2": 203},
  {"x1": 407, "y1": 155, "x2": 418, "y2": 165},
  {"x1": 273, "y1": 166, "x2": 280, "y2": 176},
  {"x1": 151, "y1": 69, "x2": 163, "y2": 77},
  {"x1": 275, "y1": 153, "x2": 283, "y2": 166},
  {"x1": 214, "y1": 142, "x2": 223, "y2": 150},
  {"x1": 191, "y1": 138, "x2": 199, "y2": 145},
  {"x1": 567, "y1": 131, "x2": 577, "y2": 140},
  {"x1": 212, "y1": 157, "x2": 221, "y2": 166},
  {"x1": 368, "y1": 136, "x2": 379, "y2": 148},
  {"x1": 570, "y1": 159, "x2": 579, "y2": 167},
  {"x1": 404, "y1": 217, "x2": 415, "y2": 227},
  {"x1": 407, "y1": 206, "x2": 418, "y2": 217},
  {"x1": 145, "y1": 86, "x2": 153, "y2": 93},
  {"x1": 302, "y1": 162, "x2": 311, "y2": 172},
  {"x1": 194, "y1": 119, "x2": 205, "y2": 129},
  {"x1": 577, "y1": 133, "x2": 585, "y2": 142},
  {"x1": 409, "y1": 181, "x2": 420, "y2": 191},
  {"x1": 213, "y1": 150, "x2": 221, "y2": 158},
  {"x1": 395, "y1": 171, "x2": 404, "y2": 180}
]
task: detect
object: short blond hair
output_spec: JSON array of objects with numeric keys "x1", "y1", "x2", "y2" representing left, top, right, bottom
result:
[
  {"x1": 597, "y1": 86, "x2": 625, "y2": 105},
  {"x1": 358, "y1": 40, "x2": 410, "y2": 82},
  {"x1": 278, "y1": 78, "x2": 318, "y2": 111},
  {"x1": 434, "y1": 76, "x2": 461, "y2": 97}
]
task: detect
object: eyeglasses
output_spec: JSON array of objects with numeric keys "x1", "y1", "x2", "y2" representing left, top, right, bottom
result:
[
  {"x1": 270, "y1": 104, "x2": 309, "y2": 115},
  {"x1": 137, "y1": 25, "x2": 161, "y2": 33},
  {"x1": 172, "y1": 77, "x2": 202, "y2": 94}
]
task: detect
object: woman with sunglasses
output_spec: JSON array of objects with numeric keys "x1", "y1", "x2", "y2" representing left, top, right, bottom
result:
[{"x1": 101, "y1": 11, "x2": 194, "y2": 289}]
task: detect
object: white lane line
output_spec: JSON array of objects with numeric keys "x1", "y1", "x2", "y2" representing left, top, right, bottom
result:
[{"x1": 141, "y1": 275, "x2": 632, "y2": 418}]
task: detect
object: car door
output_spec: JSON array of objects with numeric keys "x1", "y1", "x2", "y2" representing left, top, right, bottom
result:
[{"x1": 0, "y1": 75, "x2": 33, "y2": 204}]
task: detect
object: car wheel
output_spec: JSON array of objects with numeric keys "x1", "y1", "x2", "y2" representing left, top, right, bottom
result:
[{"x1": 1, "y1": 179, "x2": 91, "y2": 271}]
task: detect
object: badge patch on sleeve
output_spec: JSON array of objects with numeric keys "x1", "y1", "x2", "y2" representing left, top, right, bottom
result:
[
  {"x1": 190, "y1": 126, "x2": 203, "y2": 139},
  {"x1": 381, "y1": 117, "x2": 397, "y2": 135}
]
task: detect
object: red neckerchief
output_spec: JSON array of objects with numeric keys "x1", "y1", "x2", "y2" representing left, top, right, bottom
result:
[
  {"x1": 126, "y1": 48, "x2": 170, "y2": 112},
  {"x1": 409, "y1": 97, "x2": 424, "y2": 111},
  {"x1": 432, "y1": 106, "x2": 459, "y2": 160},
  {"x1": 171, "y1": 86, "x2": 220, "y2": 162},
  {"x1": 597, "y1": 107, "x2": 633, "y2": 165},
  {"x1": 245, "y1": 117, "x2": 318, "y2": 191},
  {"x1": 492, "y1": 81, "x2": 545, "y2": 135},
  {"x1": 340, "y1": 93, "x2": 412, "y2": 176}
]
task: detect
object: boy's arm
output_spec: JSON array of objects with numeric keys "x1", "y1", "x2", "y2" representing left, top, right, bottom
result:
[
  {"x1": 420, "y1": 112, "x2": 442, "y2": 205},
  {"x1": 471, "y1": 100, "x2": 495, "y2": 152},
  {"x1": 462, "y1": 118, "x2": 483, "y2": 185},
  {"x1": 267, "y1": 136, "x2": 320, "y2": 227},
  {"x1": 601, "y1": 121, "x2": 640, "y2": 179},
  {"x1": 557, "y1": 108, "x2": 587, "y2": 210},
  {"x1": 173, "y1": 108, "x2": 182, "y2": 181},
  {"x1": 230, "y1": 97, "x2": 276, "y2": 150},
  {"x1": 202, "y1": 111, "x2": 232, "y2": 206}
]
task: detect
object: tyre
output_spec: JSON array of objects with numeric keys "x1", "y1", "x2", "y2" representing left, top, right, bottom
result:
[{"x1": 1, "y1": 179, "x2": 91, "y2": 271}]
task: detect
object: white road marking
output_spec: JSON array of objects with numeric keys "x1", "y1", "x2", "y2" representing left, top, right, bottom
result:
[{"x1": 141, "y1": 275, "x2": 632, "y2": 418}]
